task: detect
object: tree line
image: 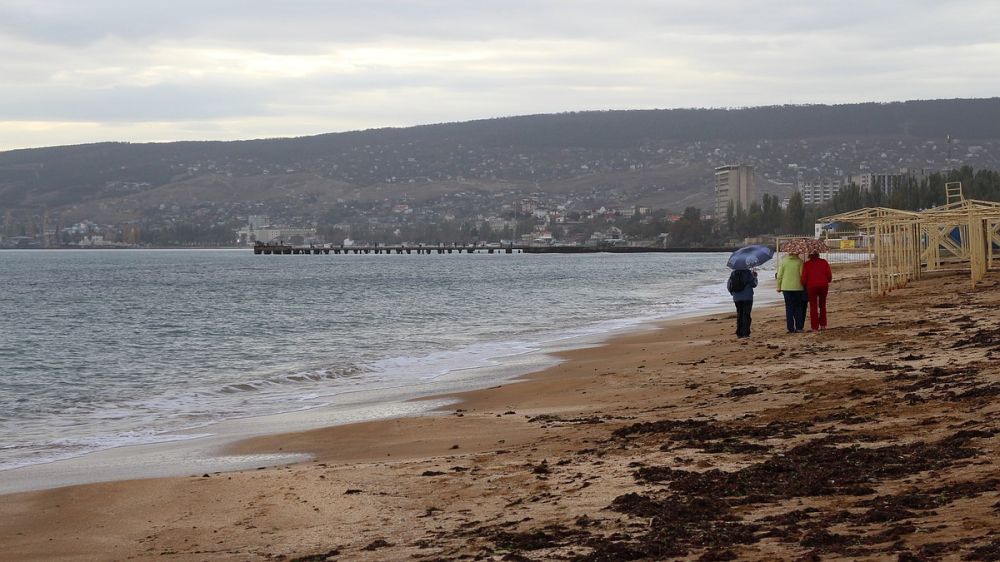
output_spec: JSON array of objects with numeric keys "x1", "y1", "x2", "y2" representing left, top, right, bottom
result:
[{"x1": 670, "y1": 166, "x2": 1000, "y2": 247}]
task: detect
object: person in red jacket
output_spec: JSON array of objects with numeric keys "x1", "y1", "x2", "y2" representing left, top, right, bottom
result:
[{"x1": 801, "y1": 252, "x2": 833, "y2": 331}]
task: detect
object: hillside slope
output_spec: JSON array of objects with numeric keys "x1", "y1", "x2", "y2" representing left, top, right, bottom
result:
[{"x1": 2, "y1": 98, "x2": 1000, "y2": 224}]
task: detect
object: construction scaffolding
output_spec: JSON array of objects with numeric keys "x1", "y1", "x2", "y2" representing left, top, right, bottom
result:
[{"x1": 819, "y1": 183, "x2": 1000, "y2": 295}]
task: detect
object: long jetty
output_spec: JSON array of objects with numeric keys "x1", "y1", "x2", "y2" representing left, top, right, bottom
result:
[{"x1": 253, "y1": 243, "x2": 736, "y2": 255}]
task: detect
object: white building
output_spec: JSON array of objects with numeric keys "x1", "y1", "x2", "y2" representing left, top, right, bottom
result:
[
  {"x1": 714, "y1": 164, "x2": 756, "y2": 219},
  {"x1": 799, "y1": 178, "x2": 843, "y2": 206},
  {"x1": 849, "y1": 173, "x2": 903, "y2": 194},
  {"x1": 484, "y1": 217, "x2": 514, "y2": 232},
  {"x1": 237, "y1": 226, "x2": 317, "y2": 245}
]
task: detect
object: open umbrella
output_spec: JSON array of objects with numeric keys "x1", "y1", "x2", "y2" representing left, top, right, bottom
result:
[
  {"x1": 780, "y1": 239, "x2": 808, "y2": 254},
  {"x1": 727, "y1": 244, "x2": 774, "y2": 269},
  {"x1": 780, "y1": 238, "x2": 828, "y2": 255}
]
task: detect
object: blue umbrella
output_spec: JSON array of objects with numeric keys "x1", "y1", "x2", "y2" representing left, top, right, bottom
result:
[{"x1": 727, "y1": 244, "x2": 774, "y2": 269}]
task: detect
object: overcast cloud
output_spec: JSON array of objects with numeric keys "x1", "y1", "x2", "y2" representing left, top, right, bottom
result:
[{"x1": 2, "y1": 0, "x2": 999, "y2": 151}]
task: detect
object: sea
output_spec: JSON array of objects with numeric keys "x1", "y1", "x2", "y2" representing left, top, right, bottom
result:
[{"x1": 0, "y1": 249, "x2": 777, "y2": 492}]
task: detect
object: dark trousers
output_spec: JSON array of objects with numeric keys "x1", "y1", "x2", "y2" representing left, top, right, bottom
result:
[
  {"x1": 783, "y1": 291, "x2": 806, "y2": 332},
  {"x1": 807, "y1": 285, "x2": 829, "y2": 330},
  {"x1": 735, "y1": 300, "x2": 753, "y2": 338}
]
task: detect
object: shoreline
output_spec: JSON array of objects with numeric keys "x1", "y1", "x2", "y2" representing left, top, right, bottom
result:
[
  {"x1": 0, "y1": 282, "x2": 775, "y2": 495},
  {"x1": 1, "y1": 249, "x2": 761, "y2": 485},
  {"x1": 221, "y1": 304, "x2": 751, "y2": 462},
  {"x1": 5, "y1": 268, "x2": 999, "y2": 560}
]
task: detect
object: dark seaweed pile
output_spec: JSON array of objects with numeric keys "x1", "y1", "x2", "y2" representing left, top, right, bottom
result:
[
  {"x1": 460, "y1": 377, "x2": 1000, "y2": 561},
  {"x1": 447, "y1": 420, "x2": 997, "y2": 561}
]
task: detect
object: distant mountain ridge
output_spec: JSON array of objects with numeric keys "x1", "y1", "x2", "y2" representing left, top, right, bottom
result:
[{"x1": 3, "y1": 98, "x2": 1000, "y2": 224}]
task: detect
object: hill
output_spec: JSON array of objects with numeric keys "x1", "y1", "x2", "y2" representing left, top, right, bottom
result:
[{"x1": 2, "y1": 98, "x2": 1000, "y2": 234}]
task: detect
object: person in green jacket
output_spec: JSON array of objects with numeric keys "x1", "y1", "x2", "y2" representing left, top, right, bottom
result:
[{"x1": 776, "y1": 254, "x2": 807, "y2": 333}]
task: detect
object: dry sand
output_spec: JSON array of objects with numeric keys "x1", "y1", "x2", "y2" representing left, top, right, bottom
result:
[{"x1": 2, "y1": 268, "x2": 1000, "y2": 561}]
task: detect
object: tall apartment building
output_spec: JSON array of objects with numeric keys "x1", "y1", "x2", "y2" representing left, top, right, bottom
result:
[
  {"x1": 849, "y1": 173, "x2": 903, "y2": 194},
  {"x1": 714, "y1": 164, "x2": 756, "y2": 219},
  {"x1": 799, "y1": 178, "x2": 843, "y2": 206}
]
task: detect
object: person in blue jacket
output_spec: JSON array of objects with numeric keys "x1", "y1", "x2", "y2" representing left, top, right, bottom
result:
[{"x1": 727, "y1": 268, "x2": 758, "y2": 338}]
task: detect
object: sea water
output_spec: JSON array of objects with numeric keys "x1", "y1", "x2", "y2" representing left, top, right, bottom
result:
[{"x1": 0, "y1": 249, "x2": 776, "y2": 488}]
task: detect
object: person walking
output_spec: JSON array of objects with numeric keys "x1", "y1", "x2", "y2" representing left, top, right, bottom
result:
[
  {"x1": 801, "y1": 252, "x2": 833, "y2": 331},
  {"x1": 776, "y1": 253, "x2": 806, "y2": 333},
  {"x1": 727, "y1": 267, "x2": 758, "y2": 338}
]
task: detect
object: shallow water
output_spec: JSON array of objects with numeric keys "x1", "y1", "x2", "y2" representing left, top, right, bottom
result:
[{"x1": 0, "y1": 249, "x2": 774, "y2": 475}]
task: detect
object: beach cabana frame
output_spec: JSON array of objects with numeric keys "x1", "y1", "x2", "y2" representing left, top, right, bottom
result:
[
  {"x1": 819, "y1": 184, "x2": 1000, "y2": 295},
  {"x1": 817, "y1": 208, "x2": 921, "y2": 295}
]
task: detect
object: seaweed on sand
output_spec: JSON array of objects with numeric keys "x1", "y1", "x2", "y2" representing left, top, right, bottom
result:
[
  {"x1": 577, "y1": 493, "x2": 759, "y2": 561},
  {"x1": 965, "y1": 538, "x2": 1000, "y2": 561},
  {"x1": 952, "y1": 326, "x2": 1000, "y2": 350},
  {"x1": 466, "y1": 428, "x2": 990, "y2": 560},
  {"x1": 481, "y1": 524, "x2": 587, "y2": 553},
  {"x1": 856, "y1": 478, "x2": 1000, "y2": 517},
  {"x1": 635, "y1": 432, "x2": 982, "y2": 502},
  {"x1": 613, "y1": 418, "x2": 812, "y2": 455}
]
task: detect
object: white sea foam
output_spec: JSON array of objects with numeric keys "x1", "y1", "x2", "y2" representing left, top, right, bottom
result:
[{"x1": 0, "y1": 431, "x2": 215, "y2": 472}]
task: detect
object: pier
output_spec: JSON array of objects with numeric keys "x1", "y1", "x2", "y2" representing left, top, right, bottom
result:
[{"x1": 252, "y1": 243, "x2": 737, "y2": 255}]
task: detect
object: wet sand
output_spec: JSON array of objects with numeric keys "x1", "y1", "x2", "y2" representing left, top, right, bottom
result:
[{"x1": 2, "y1": 268, "x2": 1000, "y2": 561}]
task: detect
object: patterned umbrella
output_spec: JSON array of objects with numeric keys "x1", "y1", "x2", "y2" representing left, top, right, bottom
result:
[
  {"x1": 780, "y1": 238, "x2": 828, "y2": 255},
  {"x1": 727, "y1": 244, "x2": 774, "y2": 269}
]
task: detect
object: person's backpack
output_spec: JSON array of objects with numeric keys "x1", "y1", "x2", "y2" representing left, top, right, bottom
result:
[{"x1": 727, "y1": 270, "x2": 747, "y2": 293}]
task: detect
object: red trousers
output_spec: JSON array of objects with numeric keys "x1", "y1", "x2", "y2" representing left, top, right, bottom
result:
[{"x1": 807, "y1": 285, "x2": 829, "y2": 330}]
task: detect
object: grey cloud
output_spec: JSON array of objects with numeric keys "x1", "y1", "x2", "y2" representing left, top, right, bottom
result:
[
  {"x1": 4, "y1": 1, "x2": 996, "y2": 49},
  {"x1": 0, "y1": 81, "x2": 270, "y2": 121},
  {"x1": 2, "y1": 0, "x2": 1000, "y2": 150}
]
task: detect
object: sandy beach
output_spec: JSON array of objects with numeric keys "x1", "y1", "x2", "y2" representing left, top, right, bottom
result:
[{"x1": 2, "y1": 267, "x2": 1000, "y2": 561}]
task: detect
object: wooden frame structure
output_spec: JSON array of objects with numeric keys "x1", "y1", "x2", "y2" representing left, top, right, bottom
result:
[{"x1": 820, "y1": 183, "x2": 1000, "y2": 295}]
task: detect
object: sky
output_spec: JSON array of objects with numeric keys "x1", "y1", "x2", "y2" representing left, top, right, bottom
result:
[{"x1": 2, "y1": 0, "x2": 999, "y2": 151}]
